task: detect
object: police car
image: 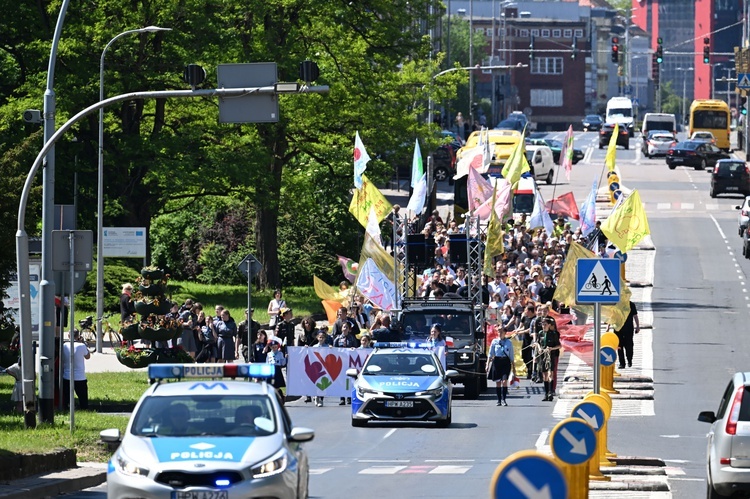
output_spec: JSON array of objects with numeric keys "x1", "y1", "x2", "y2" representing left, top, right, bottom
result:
[
  {"x1": 101, "y1": 363, "x2": 314, "y2": 499},
  {"x1": 346, "y1": 345, "x2": 458, "y2": 427}
]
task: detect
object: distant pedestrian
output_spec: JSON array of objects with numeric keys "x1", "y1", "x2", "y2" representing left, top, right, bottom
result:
[
  {"x1": 120, "y1": 283, "x2": 135, "y2": 323},
  {"x1": 237, "y1": 309, "x2": 261, "y2": 363},
  {"x1": 537, "y1": 317, "x2": 561, "y2": 402},
  {"x1": 62, "y1": 331, "x2": 91, "y2": 410},
  {"x1": 0, "y1": 358, "x2": 23, "y2": 413},
  {"x1": 267, "y1": 290, "x2": 286, "y2": 329},
  {"x1": 313, "y1": 331, "x2": 329, "y2": 407},
  {"x1": 211, "y1": 309, "x2": 237, "y2": 363},
  {"x1": 487, "y1": 332, "x2": 516, "y2": 406},
  {"x1": 615, "y1": 301, "x2": 640, "y2": 368}
]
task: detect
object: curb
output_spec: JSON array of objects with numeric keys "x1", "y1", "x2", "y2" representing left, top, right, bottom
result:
[{"x1": 0, "y1": 466, "x2": 106, "y2": 499}]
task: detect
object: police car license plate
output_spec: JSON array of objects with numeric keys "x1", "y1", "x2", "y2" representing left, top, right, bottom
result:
[
  {"x1": 727, "y1": 186, "x2": 739, "y2": 191},
  {"x1": 172, "y1": 491, "x2": 228, "y2": 499},
  {"x1": 385, "y1": 401, "x2": 414, "y2": 408}
]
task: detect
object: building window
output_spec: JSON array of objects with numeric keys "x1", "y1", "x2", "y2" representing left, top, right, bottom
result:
[
  {"x1": 541, "y1": 29, "x2": 550, "y2": 38},
  {"x1": 530, "y1": 57, "x2": 564, "y2": 75},
  {"x1": 564, "y1": 29, "x2": 572, "y2": 38},
  {"x1": 552, "y1": 29, "x2": 561, "y2": 38},
  {"x1": 574, "y1": 29, "x2": 584, "y2": 38},
  {"x1": 531, "y1": 29, "x2": 540, "y2": 37},
  {"x1": 520, "y1": 29, "x2": 529, "y2": 37},
  {"x1": 485, "y1": 28, "x2": 493, "y2": 36},
  {"x1": 530, "y1": 89, "x2": 563, "y2": 107}
]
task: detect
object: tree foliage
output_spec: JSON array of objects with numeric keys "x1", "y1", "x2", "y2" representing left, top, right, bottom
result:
[{"x1": 0, "y1": 0, "x2": 461, "y2": 304}]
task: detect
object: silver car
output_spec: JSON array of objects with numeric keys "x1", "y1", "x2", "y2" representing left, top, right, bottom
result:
[
  {"x1": 641, "y1": 131, "x2": 676, "y2": 158},
  {"x1": 101, "y1": 364, "x2": 314, "y2": 499},
  {"x1": 698, "y1": 371, "x2": 750, "y2": 498},
  {"x1": 736, "y1": 196, "x2": 750, "y2": 236}
]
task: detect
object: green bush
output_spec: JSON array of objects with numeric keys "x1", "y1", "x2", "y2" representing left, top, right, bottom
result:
[{"x1": 74, "y1": 260, "x2": 141, "y2": 313}]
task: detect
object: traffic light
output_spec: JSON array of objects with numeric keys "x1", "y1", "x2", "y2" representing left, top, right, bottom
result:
[
  {"x1": 703, "y1": 37, "x2": 710, "y2": 64},
  {"x1": 652, "y1": 54, "x2": 660, "y2": 89},
  {"x1": 656, "y1": 37, "x2": 663, "y2": 64},
  {"x1": 530, "y1": 34, "x2": 535, "y2": 62},
  {"x1": 571, "y1": 35, "x2": 577, "y2": 60},
  {"x1": 611, "y1": 36, "x2": 619, "y2": 63},
  {"x1": 742, "y1": 96, "x2": 748, "y2": 116}
]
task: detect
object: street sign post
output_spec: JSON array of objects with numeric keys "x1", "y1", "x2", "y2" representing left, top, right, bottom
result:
[
  {"x1": 490, "y1": 450, "x2": 567, "y2": 499},
  {"x1": 238, "y1": 253, "x2": 262, "y2": 354},
  {"x1": 576, "y1": 258, "x2": 621, "y2": 394}
]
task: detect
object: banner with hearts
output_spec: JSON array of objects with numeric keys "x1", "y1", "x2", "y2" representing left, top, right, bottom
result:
[{"x1": 286, "y1": 347, "x2": 372, "y2": 397}]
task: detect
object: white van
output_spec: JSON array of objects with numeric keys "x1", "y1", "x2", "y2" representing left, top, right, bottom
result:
[
  {"x1": 641, "y1": 113, "x2": 676, "y2": 137},
  {"x1": 606, "y1": 96, "x2": 635, "y2": 137}
]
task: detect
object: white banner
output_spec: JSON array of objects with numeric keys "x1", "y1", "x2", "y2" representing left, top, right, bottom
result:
[{"x1": 286, "y1": 347, "x2": 372, "y2": 397}]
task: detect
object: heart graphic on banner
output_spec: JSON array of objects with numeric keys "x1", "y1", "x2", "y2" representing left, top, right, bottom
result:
[
  {"x1": 314, "y1": 352, "x2": 343, "y2": 382},
  {"x1": 304, "y1": 356, "x2": 325, "y2": 383}
]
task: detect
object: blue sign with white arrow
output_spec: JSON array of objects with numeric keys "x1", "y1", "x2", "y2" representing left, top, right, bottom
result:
[
  {"x1": 600, "y1": 346, "x2": 617, "y2": 367},
  {"x1": 550, "y1": 418, "x2": 597, "y2": 465},
  {"x1": 571, "y1": 401, "x2": 605, "y2": 433},
  {"x1": 492, "y1": 452, "x2": 567, "y2": 499},
  {"x1": 576, "y1": 258, "x2": 621, "y2": 304}
]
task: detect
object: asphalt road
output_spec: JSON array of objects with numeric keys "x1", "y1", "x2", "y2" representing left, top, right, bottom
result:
[{"x1": 62, "y1": 130, "x2": 748, "y2": 498}]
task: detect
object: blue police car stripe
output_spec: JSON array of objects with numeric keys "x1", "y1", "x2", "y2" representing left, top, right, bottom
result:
[
  {"x1": 365, "y1": 376, "x2": 436, "y2": 392},
  {"x1": 151, "y1": 437, "x2": 255, "y2": 463}
]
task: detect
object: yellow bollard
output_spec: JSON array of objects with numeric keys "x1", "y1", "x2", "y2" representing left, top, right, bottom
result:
[
  {"x1": 600, "y1": 364, "x2": 620, "y2": 394},
  {"x1": 550, "y1": 418, "x2": 597, "y2": 498},
  {"x1": 571, "y1": 401, "x2": 611, "y2": 482},
  {"x1": 584, "y1": 393, "x2": 616, "y2": 466}
]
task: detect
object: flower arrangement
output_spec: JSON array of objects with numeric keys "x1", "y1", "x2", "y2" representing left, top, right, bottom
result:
[{"x1": 114, "y1": 345, "x2": 194, "y2": 368}]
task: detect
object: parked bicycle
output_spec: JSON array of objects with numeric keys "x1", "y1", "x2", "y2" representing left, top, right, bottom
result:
[{"x1": 77, "y1": 313, "x2": 122, "y2": 349}]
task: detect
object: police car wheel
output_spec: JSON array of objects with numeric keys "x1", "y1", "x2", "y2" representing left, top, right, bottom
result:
[
  {"x1": 352, "y1": 418, "x2": 367, "y2": 427},
  {"x1": 436, "y1": 411, "x2": 451, "y2": 428}
]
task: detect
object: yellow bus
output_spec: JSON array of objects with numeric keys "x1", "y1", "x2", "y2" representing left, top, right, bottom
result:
[{"x1": 689, "y1": 99, "x2": 731, "y2": 151}]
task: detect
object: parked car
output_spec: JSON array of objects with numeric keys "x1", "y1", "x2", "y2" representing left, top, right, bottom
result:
[
  {"x1": 525, "y1": 137, "x2": 584, "y2": 164},
  {"x1": 598, "y1": 123, "x2": 629, "y2": 149},
  {"x1": 582, "y1": 114, "x2": 603, "y2": 131},
  {"x1": 441, "y1": 129, "x2": 465, "y2": 147},
  {"x1": 641, "y1": 130, "x2": 677, "y2": 158},
  {"x1": 698, "y1": 371, "x2": 750, "y2": 497},
  {"x1": 736, "y1": 196, "x2": 750, "y2": 236},
  {"x1": 524, "y1": 145, "x2": 555, "y2": 185},
  {"x1": 744, "y1": 225, "x2": 750, "y2": 258},
  {"x1": 667, "y1": 140, "x2": 729, "y2": 170},
  {"x1": 495, "y1": 118, "x2": 527, "y2": 135},
  {"x1": 690, "y1": 130, "x2": 717, "y2": 144},
  {"x1": 710, "y1": 159, "x2": 750, "y2": 198}
]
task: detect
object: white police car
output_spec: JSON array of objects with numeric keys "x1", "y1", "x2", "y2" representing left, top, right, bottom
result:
[
  {"x1": 346, "y1": 345, "x2": 458, "y2": 427},
  {"x1": 101, "y1": 364, "x2": 314, "y2": 499}
]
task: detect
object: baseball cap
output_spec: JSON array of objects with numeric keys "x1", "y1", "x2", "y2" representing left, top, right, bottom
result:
[
  {"x1": 532, "y1": 272, "x2": 539, "y2": 278},
  {"x1": 279, "y1": 307, "x2": 291, "y2": 315}
]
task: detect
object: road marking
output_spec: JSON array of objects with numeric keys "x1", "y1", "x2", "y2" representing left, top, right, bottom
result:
[
  {"x1": 383, "y1": 428, "x2": 397, "y2": 440},
  {"x1": 429, "y1": 465, "x2": 471, "y2": 474},
  {"x1": 425, "y1": 459, "x2": 475, "y2": 462},
  {"x1": 359, "y1": 459, "x2": 410, "y2": 463},
  {"x1": 360, "y1": 466, "x2": 409, "y2": 474},
  {"x1": 535, "y1": 429, "x2": 550, "y2": 450},
  {"x1": 309, "y1": 468, "x2": 332, "y2": 475}
]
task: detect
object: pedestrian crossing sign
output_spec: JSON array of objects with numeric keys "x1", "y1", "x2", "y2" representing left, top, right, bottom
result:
[
  {"x1": 738, "y1": 73, "x2": 750, "y2": 90},
  {"x1": 575, "y1": 258, "x2": 621, "y2": 304}
]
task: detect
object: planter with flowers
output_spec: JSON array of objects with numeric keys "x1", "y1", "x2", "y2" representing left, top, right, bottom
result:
[{"x1": 114, "y1": 346, "x2": 159, "y2": 369}]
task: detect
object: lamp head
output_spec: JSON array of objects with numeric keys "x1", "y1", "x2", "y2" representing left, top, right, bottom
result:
[{"x1": 140, "y1": 26, "x2": 172, "y2": 33}]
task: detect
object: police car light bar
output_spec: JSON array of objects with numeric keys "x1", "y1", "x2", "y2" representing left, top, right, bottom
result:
[
  {"x1": 373, "y1": 341, "x2": 435, "y2": 349},
  {"x1": 147, "y1": 363, "x2": 275, "y2": 380}
]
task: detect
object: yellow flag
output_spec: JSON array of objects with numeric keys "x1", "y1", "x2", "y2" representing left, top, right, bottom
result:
[
  {"x1": 348, "y1": 174, "x2": 393, "y2": 227},
  {"x1": 552, "y1": 241, "x2": 632, "y2": 330},
  {"x1": 314, "y1": 276, "x2": 347, "y2": 302},
  {"x1": 359, "y1": 233, "x2": 395, "y2": 282},
  {"x1": 605, "y1": 123, "x2": 618, "y2": 172},
  {"x1": 501, "y1": 130, "x2": 530, "y2": 186},
  {"x1": 483, "y1": 184, "x2": 505, "y2": 275},
  {"x1": 600, "y1": 190, "x2": 650, "y2": 253}
]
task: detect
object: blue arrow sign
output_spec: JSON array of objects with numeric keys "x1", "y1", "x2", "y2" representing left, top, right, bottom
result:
[
  {"x1": 493, "y1": 454, "x2": 567, "y2": 499},
  {"x1": 571, "y1": 401, "x2": 605, "y2": 432},
  {"x1": 576, "y1": 258, "x2": 621, "y2": 304},
  {"x1": 613, "y1": 250, "x2": 628, "y2": 263},
  {"x1": 550, "y1": 418, "x2": 597, "y2": 465},
  {"x1": 600, "y1": 346, "x2": 617, "y2": 367}
]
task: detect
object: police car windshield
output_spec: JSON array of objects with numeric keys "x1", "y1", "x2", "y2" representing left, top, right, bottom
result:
[
  {"x1": 130, "y1": 395, "x2": 276, "y2": 437},
  {"x1": 364, "y1": 354, "x2": 439, "y2": 376}
]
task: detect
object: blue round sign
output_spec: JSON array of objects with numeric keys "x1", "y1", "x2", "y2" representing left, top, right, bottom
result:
[
  {"x1": 613, "y1": 250, "x2": 628, "y2": 262},
  {"x1": 600, "y1": 346, "x2": 617, "y2": 367},
  {"x1": 550, "y1": 418, "x2": 597, "y2": 465},
  {"x1": 492, "y1": 451, "x2": 567, "y2": 499},
  {"x1": 571, "y1": 401, "x2": 605, "y2": 432}
]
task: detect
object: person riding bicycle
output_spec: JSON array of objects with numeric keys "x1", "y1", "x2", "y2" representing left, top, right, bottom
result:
[{"x1": 589, "y1": 274, "x2": 598, "y2": 289}]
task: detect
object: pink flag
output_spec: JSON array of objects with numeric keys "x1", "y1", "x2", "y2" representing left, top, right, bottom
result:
[
  {"x1": 337, "y1": 255, "x2": 359, "y2": 283},
  {"x1": 474, "y1": 179, "x2": 512, "y2": 220},
  {"x1": 545, "y1": 191, "x2": 580, "y2": 220},
  {"x1": 561, "y1": 338, "x2": 594, "y2": 367},
  {"x1": 467, "y1": 165, "x2": 494, "y2": 212},
  {"x1": 560, "y1": 125, "x2": 575, "y2": 181}
]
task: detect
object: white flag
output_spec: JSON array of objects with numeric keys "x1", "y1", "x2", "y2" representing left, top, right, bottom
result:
[
  {"x1": 406, "y1": 173, "x2": 428, "y2": 214},
  {"x1": 365, "y1": 207, "x2": 382, "y2": 246},
  {"x1": 530, "y1": 186, "x2": 555, "y2": 236},
  {"x1": 356, "y1": 258, "x2": 397, "y2": 311},
  {"x1": 353, "y1": 131, "x2": 371, "y2": 189}
]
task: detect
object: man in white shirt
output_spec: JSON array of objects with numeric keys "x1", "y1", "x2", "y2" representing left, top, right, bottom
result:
[
  {"x1": 62, "y1": 331, "x2": 91, "y2": 409},
  {"x1": 527, "y1": 272, "x2": 544, "y2": 302},
  {"x1": 488, "y1": 273, "x2": 508, "y2": 303}
]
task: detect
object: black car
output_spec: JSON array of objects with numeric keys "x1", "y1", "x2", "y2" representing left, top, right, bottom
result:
[
  {"x1": 495, "y1": 118, "x2": 528, "y2": 135},
  {"x1": 666, "y1": 140, "x2": 729, "y2": 170},
  {"x1": 582, "y1": 114, "x2": 603, "y2": 131},
  {"x1": 710, "y1": 159, "x2": 750, "y2": 198},
  {"x1": 598, "y1": 123, "x2": 629, "y2": 149}
]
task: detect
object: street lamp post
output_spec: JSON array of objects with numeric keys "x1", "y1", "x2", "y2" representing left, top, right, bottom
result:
[
  {"x1": 96, "y1": 26, "x2": 171, "y2": 353},
  {"x1": 677, "y1": 67, "x2": 693, "y2": 128}
]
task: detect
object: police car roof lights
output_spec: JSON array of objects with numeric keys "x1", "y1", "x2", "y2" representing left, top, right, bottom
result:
[
  {"x1": 372, "y1": 341, "x2": 435, "y2": 349},
  {"x1": 147, "y1": 363, "x2": 275, "y2": 381}
]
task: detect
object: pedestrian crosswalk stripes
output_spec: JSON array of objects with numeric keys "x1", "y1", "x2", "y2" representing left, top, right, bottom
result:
[{"x1": 309, "y1": 461, "x2": 473, "y2": 475}]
